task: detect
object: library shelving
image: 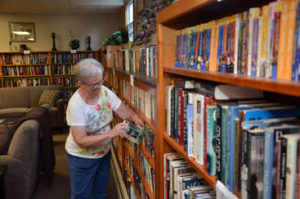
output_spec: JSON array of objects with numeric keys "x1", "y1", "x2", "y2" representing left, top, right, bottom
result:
[
  {"x1": 50, "y1": 50, "x2": 97, "y2": 101},
  {"x1": 100, "y1": 45, "x2": 157, "y2": 199},
  {"x1": 99, "y1": 45, "x2": 121, "y2": 90},
  {"x1": 156, "y1": 0, "x2": 300, "y2": 198},
  {"x1": 0, "y1": 50, "x2": 98, "y2": 102}
]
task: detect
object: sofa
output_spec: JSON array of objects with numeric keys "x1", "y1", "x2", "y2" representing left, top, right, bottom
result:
[{"x1": 0, "y1": 85, "x2": 64, "y2": 128}]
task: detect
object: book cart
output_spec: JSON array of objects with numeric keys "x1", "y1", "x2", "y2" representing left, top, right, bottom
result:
[{"x1": 156, "y1": 0, "x2": 300, "y2": 198}]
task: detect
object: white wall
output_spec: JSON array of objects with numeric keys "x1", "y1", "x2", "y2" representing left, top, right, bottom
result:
[{"x1": 0, "y1": 13, "x2": 122, "y2": 52}]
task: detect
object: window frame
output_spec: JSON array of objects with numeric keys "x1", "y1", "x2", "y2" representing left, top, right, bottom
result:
[{"x1": 125, "y1": 0, "x2": 134, "y2": 42}]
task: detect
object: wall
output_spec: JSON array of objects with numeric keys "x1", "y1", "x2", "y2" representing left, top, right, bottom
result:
[{"x1": 0, "y1": 13, "x2": 122, "y2": 52}]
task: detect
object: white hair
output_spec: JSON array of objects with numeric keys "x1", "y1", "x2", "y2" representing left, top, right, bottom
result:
[{"x1": 74, "y1": 58, "x2": 104, "y2": 83}]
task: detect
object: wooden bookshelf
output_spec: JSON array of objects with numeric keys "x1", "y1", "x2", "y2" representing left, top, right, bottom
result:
[
  {"x1": 0, "y1": 50, "x2": 98, "y2": 104},
  {"x1": 164, "y1": 67, "x2": 300, "y2": 97},
  {"x1": 100, "y1": 44, "x2": 158, "y2": 198},
  {"x1": 156, "y1": 0, "x2": 300, "y2": 198}
]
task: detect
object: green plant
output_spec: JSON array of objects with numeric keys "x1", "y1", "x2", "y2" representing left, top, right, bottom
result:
[
  {"x1": 102, "y1": 29, "x2": 128, "y2": 47},
  {"x1": 69, "y1": 39, "x2": 80, "y2": 49}
]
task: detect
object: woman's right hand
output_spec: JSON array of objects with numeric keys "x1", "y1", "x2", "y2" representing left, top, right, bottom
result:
[{"x1": 111, "y1": 122, "x2": 129, "y2": 138}]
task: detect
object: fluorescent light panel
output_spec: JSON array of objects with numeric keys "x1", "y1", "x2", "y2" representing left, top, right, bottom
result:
[
  {"x1": 12, "y1": 31, "x2": 30, "y2": 35},
  {"x1": 70, "y1": 0, "x2": 123, "y2": 6}
]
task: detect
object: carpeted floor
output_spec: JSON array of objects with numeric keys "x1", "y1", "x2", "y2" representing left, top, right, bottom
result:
[{"x1": 33, "y1": 133, "x2": 118, "y2": 199}]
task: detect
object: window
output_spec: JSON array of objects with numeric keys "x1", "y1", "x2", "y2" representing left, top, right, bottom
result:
[{"x1": 126, "y1": 1, "x2": 134, "y2": 42}]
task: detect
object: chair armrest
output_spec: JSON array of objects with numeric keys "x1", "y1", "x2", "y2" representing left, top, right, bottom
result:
[
  {"x1": 7, "y1": 120, "x2": 39, "y2": 161},
  {"x1": 56, "y1": 98, "x2": 65, "y2": 121},
  {"x1": 0, "y1": 155, "x2": 18, "y2": 167},
  {"x1": 40, "y1": 104, "x2": 51, "y2": 111}
]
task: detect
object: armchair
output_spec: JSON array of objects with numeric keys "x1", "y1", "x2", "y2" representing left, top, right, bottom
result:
[{"x1": 0, "y1": 120, "x2": 40, "y2": 199}]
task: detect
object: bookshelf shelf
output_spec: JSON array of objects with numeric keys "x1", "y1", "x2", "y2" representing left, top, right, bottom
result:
[
  {"x1": 52, "y1": 74, "x2": 75, "y2": 77},
  {"x1": 1, "y1": 64, "x2": 49, "y2": 66},
  {"x1": 3, "y1": 75, "x2": 50, "y2": 78},
  {"x1": 140, "y1": 145, "x2": 155, "y2": 170},
  {"x1": 115, "y1": 69, "x2": 157, "y2": 89},
  {"x1": 164, "y1": 67, "x2": 300, "y2": 97},
  {"x1": 163, "y1": 133, "x2": 217, "y2": 188},
  {"x1": 158, "y1": 0, "x2": 274, "y2": 29},
  {"x1": 51, "y1": 63, "x2": 73, "y2": 65}
]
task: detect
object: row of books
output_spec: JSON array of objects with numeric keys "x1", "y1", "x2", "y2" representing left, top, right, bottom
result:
[
  {"x1": 51, "y1": 52, "x2": 96, "y2": 64},
  {"x1": 3, "y1": 77, "x2": 50, "y2": 88},
  {"x1": 0, "y1": 53, "x2": 49, "y2": 65},
  {"x1": 124, "y1": 170, "x2": 148, "y2": 199},
  {"x1": 139, "y1": 153, "x2": 155, "y2": 193},
  {"x1": 125, "y1": 149, "x2": 150, "y2": 199},
  {"x1": 133, "y1": 86, "x2": 156, "y2": 122},
  {"x1": 142, "y1": 126, "x2": 155, "y2": 157},
  {"x1": 127, "y1": 136, "x2": 155, "y2": 193},
  {"x1": 165, "y1": 79, "x2": 300, "y2": 198},
  {"x1": 62, "y1": 89, "x2": 76, "y2": 101},
  {"x1": 2, "y1": 65, "x2": 50, "y2": 76},
  {"x1": 240, "y1": 112, "x2": 300, "y2": 199},
  {"x1": 53, "y1": 77, "x2": 75, "y2": 88},
  {"x1": 115, "y1": 46, "x2": 158, "y2": 78},
  {"x1": 119, "y1": 79, "x2": 156, "y2": 121},
  {"x1": 164, "y1": 153, "x2": 216, "y2": 199},
  {"x1": 175, "y1": 0, "x2": 300, "y2": 81},
  {"x1": 51, "y1": 64, "x2": 75, "y2": 75}
]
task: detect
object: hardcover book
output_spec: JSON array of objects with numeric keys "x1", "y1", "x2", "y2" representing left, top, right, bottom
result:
[{"x1": 125, "y1": 122, "x2": 145, "y2": 144}]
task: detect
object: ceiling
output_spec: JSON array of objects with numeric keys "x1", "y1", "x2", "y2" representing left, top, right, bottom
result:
[{"x1": 0, "y1": 0, "x2": 124, "y2": 14}]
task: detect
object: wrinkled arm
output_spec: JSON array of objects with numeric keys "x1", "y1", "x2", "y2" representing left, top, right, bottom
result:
[{"x1": 70, "y1": 122, "x2": 129, "y2": 148}]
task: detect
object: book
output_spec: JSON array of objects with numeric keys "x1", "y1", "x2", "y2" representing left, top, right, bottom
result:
[
  {"x1": 263, "y1": 124, "x2": 300, "y2": 199},
  {"x1": 242, "y1": 118, "x2": 299, "y2": 199},
  {"x1": 194, "y1": 81, "x2": 264, "y2": 100},
  {"x1": 164, "y1": 153, "x2": 182, "y2": 199},
  {"x1": 124, "y1": 122, "x2": 145, "y2": 144},
  {"x1": 282, "y1": 133, "x2": 300, "y2": 199}
]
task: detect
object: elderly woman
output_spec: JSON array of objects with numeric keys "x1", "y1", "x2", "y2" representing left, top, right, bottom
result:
[{"x1": 65, "y1": 58, "x2": 143, "y2": 199}]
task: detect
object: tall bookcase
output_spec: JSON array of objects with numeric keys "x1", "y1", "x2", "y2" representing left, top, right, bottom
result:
[
  {"x1": 156, "y1": 0, "x2": 300, "y2": 198},
  {"x1": 51, "y1": 50, "x2": 97, "y2": 101},
  {"x1": 0, "y1": 50, "x2": 98, "y2": 102},
  {"x1": 100, "y1": 45, "x2": 157, "y2": 199}
]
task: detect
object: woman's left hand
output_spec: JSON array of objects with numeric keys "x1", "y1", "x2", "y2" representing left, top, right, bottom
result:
[{"x1": 133, "y1": 115, "x2": 144, "y2": 129}]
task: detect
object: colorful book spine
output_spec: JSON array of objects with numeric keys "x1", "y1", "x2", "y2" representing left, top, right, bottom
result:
[
  {"x1": 292, "y1": 1, "x2": 300, "y2": 81},
  {"x1": 209, "y1": 21, "x2": 217, "y2": 72},
  {"x1": 186, "y1": 93, "x2": 194, "y2": 157},
  {"x1": 278, "y1": 0, "x2": 297, "y2": 80},
  {"x1": 206, "y1": 105, "x2": 216, "y2": 176},
  {"x1": 263, "y1": 130, "x2": 274, "y2": 199}
]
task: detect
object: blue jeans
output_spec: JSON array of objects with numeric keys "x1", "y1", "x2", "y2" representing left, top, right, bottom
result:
[{"x1": 66, "y1": 151, "x2": 111, "y2": 199}]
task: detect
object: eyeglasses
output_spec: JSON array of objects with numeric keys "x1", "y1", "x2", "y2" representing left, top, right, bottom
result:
[{"x1": 84, "y1": 77, "x2": 105, "y2": 88}]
